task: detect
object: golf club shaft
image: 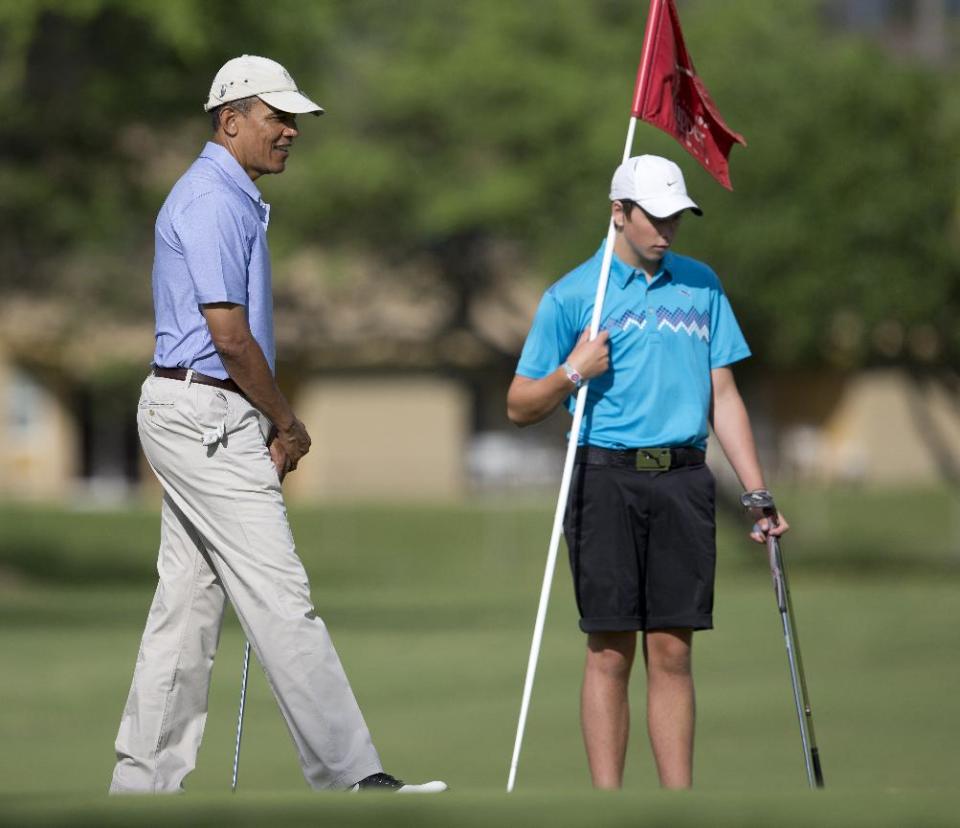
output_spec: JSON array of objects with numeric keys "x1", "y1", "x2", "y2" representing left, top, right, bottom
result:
[
  {"x1": 231, "y1": 639, "x2": 251, "y2": 792},
  {"x1": 768, "y1": 534, "x2": 824, "y2": 788}
]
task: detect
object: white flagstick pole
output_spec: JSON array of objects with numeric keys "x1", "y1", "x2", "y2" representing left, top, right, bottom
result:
[{"x1": 506, "y1": 113, "x2": 640, "y2": 793}]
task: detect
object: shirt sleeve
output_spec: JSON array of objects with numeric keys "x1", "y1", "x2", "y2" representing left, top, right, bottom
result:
[
  {"x1": 516, "y1": 289, "x2": 578, "y2": 379},
  {"x1": 709, "y1": 284, "x2": 751, "y2": 368},
  {"x1": 175, "y1": 192, "x2": 250, "y2": 307}
]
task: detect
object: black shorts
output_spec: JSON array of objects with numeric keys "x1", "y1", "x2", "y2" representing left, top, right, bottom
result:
[{"x1": 563, "y1": 454, "x2": 717, "y2": 633}]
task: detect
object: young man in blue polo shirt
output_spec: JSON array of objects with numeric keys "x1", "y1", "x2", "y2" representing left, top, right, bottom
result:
[{"x1": 507, "y1": 155, "x2": 788, "y2": 789}]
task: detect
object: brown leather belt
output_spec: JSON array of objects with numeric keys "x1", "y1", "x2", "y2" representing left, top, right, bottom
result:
[{"x1": 151, "y1": 365, "x2": 244, "y2": 396}]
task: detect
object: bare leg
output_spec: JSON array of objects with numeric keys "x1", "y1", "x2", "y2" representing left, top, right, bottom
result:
[
  {"x1": 643, "y1": 628, "x2": 694, "y2": 789},
  {"x1": 581, "y1": 631, "x2": 637, "y2": 789}
]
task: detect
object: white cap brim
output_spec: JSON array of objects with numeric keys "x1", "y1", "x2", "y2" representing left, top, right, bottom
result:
[
  {"x1": 634, "y1": 193, "x2": 702, "y2": 218},
  {"x1": 258, "y1": 89, "x2": 324, "y2": 115}
]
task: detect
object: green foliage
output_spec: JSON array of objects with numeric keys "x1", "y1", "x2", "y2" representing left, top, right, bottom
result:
[
  {"x1": 1, "y1": 0, "x2": 958, "y2": 367},
  {"x1": 678, "y1": 0, "x2": 960, "y2": 369}
]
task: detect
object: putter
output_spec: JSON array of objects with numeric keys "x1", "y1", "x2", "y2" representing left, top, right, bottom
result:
[
  {"x1": 741, "y1": 490, "x2": 825, "y2": 788},
  {"x1": 231, "y1": 640, "x2": 251, "y2": 792}
]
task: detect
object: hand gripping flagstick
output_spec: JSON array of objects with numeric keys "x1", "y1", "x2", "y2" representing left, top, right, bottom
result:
[{"x1": 507, "y1": 0, "x2": 746, "y2": 792}]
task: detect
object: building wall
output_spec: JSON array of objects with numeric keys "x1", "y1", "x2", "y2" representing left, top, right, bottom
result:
[
  {"x1": 820, "y1": 370, "x2": 960, "y2": 483},
  {"x1": 3, "y1": 358, "x2": 958, "y2": 504},
  {"x1": 284, "y1": 375, "x2": 470, "y2": 501},
  {"x1": 770, "y1": 369, "x2": 960, "y2": 485},
  {"x1": 0, "y1": 352, "x2": 76, "y2": 500}
]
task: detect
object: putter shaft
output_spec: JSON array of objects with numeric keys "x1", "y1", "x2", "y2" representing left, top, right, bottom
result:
[
  {"x1": 768, "y1": 533, "x2": 824, "y2": 789},
  {"x1": 742, "y1": 490, "x2": 824, "y2": 788}
]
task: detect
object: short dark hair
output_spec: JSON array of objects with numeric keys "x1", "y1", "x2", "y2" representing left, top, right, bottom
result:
[
  {"x1": 210, "y1": 95, "x2": 258, "y2": 131},
  {"x1": 617, "y1": 199, "x2": 638, "y2": 217}
]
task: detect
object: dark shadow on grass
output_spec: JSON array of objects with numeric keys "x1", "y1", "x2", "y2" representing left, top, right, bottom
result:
[{"x1": 0, "y1": 538, "x2": 153, "y2": 585}]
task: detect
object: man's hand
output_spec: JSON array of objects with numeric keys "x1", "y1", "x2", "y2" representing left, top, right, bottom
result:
[
  {"x1": 202, "y1": 303, "x2": 309, "y2": 480},
  {"x1": 748, "y1": 509, "x2": 790, "y2": 544},
  {"x1": 268, "y1": 417, "x2": 311, "y2": 480},
  {"x1": 507, "y1": 328, "x2": 611, "y2": 426},
  {"x1": 566, "y1": 328, "x2": 610, "y2": 380}
]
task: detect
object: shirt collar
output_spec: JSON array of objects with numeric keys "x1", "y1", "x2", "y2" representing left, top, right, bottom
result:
[
  {"x1": 596, "y1": 242, "x2": 672, "y2": 288},
  {"x1": 199, "y1": 141, "x2": 270, "y2": 227}
]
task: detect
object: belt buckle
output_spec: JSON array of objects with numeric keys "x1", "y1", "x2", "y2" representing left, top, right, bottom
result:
[{"x1": 635, "y1": 448, "x2": 671, "y2": 471}]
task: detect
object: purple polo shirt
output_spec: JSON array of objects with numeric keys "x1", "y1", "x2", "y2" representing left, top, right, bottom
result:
[{"x1": 151, "y1": 141, "x2": 275, "y2": 379}]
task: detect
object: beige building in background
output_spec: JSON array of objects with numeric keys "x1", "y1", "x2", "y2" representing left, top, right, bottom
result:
[
  {"x1": 778, "y1": 370, "x2": 960, "y2": 485},
  {"x1": 0, "y1": 352, "x2": 474, "y2": 504},
  {"x1": 3, "y1": 336, "x2": 960, "y2": 503},
  {"x1": 285, "y1": 376, "x2": 470, "y2": 501},
  {"x1": 0, "y1": 347, "x2": 77, "y2": 500}
]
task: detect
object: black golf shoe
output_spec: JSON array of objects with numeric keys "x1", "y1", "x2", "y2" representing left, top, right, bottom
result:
[{"x1": 349, "y1": 772, "x2": 447, "y2": 794}]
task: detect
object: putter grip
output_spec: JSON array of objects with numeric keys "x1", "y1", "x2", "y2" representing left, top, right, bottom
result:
[{"x1": 763, "y1": 505, "x2": 780, "y2": 528}]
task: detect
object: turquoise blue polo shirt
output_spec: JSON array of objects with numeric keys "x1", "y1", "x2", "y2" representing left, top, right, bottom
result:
[
  {"x1": 151, "y1": 142, "x2": 275, "y2": 380},
  {"x1": 516, "y1": 243, "x2": 750, "y2": 450}
]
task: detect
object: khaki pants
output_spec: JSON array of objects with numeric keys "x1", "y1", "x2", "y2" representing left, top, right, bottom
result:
[{"x1": 110, "y1": 374, "x2": 382, "y2": 792}]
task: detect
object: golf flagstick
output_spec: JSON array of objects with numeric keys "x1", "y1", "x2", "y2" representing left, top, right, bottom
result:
[
  {"x1": 231, "y1": 640, "x2": 251, "y2": 792},
  {"x1": 505, "y1": 0, "x2": 667, "y2": 792},
  {"x1": 506, "y1": 114, "x2": 639, "y2": 793}
]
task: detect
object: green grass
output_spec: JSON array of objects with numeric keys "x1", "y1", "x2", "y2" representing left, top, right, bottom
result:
[
  {"x1": 2, "y1": 790, "x2": 960, "y2": 828},
  {"x1": 1, "y1": 490, "x2": 959, "y2": 824}
]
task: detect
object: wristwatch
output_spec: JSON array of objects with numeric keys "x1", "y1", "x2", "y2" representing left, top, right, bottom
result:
[{"x1": 563, "y1": 361, "x2": 583, "y2": 389}]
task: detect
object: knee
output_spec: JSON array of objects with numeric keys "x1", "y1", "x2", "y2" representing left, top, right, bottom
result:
[
  {"x1": 586, "y1": 632, "x2": 636, "y2": 680},
  {"x1": 646, "y1": 632, "x2": 692, "y2": 678}
]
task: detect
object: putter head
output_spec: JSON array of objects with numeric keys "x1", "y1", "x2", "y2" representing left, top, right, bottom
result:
[{"x1": 740, "y1": 488, "x2": 776, "y2": 513}]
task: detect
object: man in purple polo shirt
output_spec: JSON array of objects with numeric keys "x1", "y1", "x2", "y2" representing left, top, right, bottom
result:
[{"x1": 110, "y1": 55, "x2": 445, "y2": 795}]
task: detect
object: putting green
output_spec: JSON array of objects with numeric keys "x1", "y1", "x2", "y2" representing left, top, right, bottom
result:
[{"x1": 0, "y1": 493, "x2": 958, "y2": 825}]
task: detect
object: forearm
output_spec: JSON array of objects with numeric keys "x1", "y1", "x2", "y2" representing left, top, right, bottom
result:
[
  {"x1": 711, "y1": 384, "x2": 766, "y2": 492},
  {"x1": 711, "y1": 367, "x2": 789, "y2": 539},
  {"x1": 507, "y1": 369, "x2": 576, "y2": 426},
  {"x1": 217, "y1": 335, "x2": 295, "y2": 431}
]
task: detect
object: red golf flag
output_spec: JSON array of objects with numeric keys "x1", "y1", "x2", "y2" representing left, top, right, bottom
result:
[{"x1": 631, "y1": 0, "x2": 746, "y2": 190}]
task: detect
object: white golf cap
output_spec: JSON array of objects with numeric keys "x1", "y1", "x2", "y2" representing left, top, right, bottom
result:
[
  {"x1": 204, "y1": 54, "x2": 324, "y2": 115},
  {"x1": 609, "y1": 155, "x2": 702, "y2": 217}
]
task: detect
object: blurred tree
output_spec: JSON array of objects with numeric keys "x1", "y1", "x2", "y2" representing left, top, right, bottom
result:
[
  {"x1": 0, "y1": 0, "x2": 957, "y2": 370},
  {"x1": 679, "y1": 0, "x2": 960, "y2": 371},
  {"x1": 273, "y1": 0, "x2": 643, "y2": 358},
  {"x1": 0, "y1": 0, "x2": 344, "y2": 324}
]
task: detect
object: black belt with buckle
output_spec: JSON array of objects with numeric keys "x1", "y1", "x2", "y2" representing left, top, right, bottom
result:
[
  {"x1": 151, "y1": 365, "x2": 244, "y2": 396},
  {"x1": 575, "y1": 445, "x2": 706, "y2": 471}
]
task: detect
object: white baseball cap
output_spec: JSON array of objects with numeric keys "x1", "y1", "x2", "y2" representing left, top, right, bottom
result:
[
  {"x1": 204, "y1": 55, "x2": 324, "y2": 115},
  {"x1": 609, "y1": 155, "x2": 702, "y2": 217}
]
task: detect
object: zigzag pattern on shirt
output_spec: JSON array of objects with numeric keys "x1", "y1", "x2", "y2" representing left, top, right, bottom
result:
[
  {"x1": 603, "y1": 309, "x2": 647, "y2": 333},
  {"x1": 656, "y1": 306, "x2": 711, "y2": 341}
]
